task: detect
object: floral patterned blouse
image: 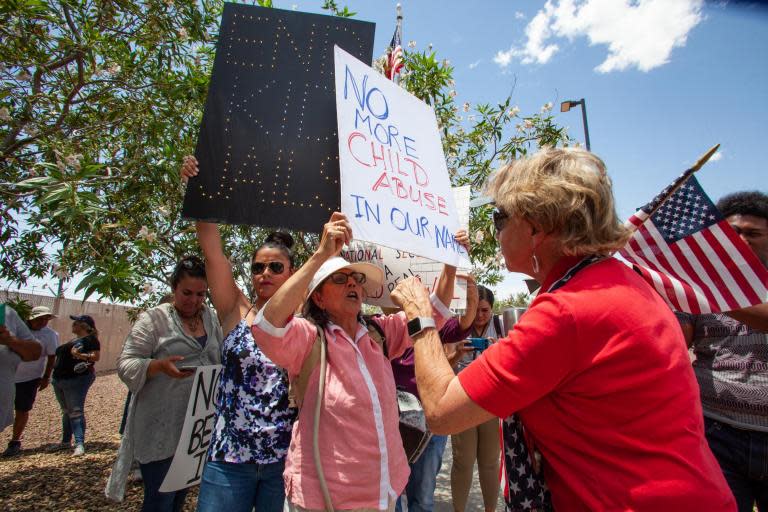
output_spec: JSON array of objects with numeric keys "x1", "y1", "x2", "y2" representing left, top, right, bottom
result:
[{"x1": 208, "y1": 318, "x2": 295, "y2": 464}]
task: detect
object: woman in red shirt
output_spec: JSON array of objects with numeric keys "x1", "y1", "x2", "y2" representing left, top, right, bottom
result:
[{"x1": 392, "y1": 148, "x2": 736, "y2": 511}]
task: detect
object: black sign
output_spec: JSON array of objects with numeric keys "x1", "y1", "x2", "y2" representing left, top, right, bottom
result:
[{"x1": 183, "y1": 3, "x2": 376, "y2": 232}]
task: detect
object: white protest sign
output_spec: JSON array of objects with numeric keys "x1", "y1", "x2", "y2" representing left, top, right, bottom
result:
[
  {"x1": 159, "y1": 365, "x2": 222, "y2": 492},
  {"x1": 343, "y1": 242, "x2": 468, "y2": 309},
  {"x1": 342, "y1": 186, "x2": 471, "y2": 310},
  {"x1": 334, "y1": 45, "x2": 471, "y2": 268}
]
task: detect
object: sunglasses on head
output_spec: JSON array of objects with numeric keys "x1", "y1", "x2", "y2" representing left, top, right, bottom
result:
[
  {"x1": 492, "y1": 208, "x2": 510, "y2": 234},
  {"x1": 327, "y1": 271, "x2": 367, "y2": 285},
  {"x1": 251, "y1": 261, "x2": 286, "y2": 275}
]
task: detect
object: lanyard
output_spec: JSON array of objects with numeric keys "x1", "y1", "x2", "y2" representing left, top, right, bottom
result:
[{"x1": 546, "y1": 255, "x2": 604, "y2": 293}]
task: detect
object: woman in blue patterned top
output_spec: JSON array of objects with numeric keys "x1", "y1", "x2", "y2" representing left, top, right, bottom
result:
[{"x1": 182, "y1": 156, "x2": 295, "y2": 512}]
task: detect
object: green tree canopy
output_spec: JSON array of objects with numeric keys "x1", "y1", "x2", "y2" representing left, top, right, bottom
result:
[{"x1": 1, "y1": 1, "x2": 571, "y2": 308}]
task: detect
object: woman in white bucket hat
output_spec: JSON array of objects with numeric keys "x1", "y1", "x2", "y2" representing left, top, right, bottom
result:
[{"x1": 251, "y1": 212, "x2": 467, "y2": 512}]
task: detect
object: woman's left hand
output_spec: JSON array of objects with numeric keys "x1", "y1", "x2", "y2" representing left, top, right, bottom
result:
[
  {"x1": 70, "y1": 346, "x2": 89, "y2": 360},
  {"x1": 454, "y1": 229, "x2": 470, "y2": 254}
]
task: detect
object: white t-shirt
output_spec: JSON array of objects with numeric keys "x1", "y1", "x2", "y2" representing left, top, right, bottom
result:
[
  {"x1": 15, "y1": 326, "x2": 59, "y2": 383},
  {"x1": 1, "y1": 305, "x2": 36, "y2": 431}
]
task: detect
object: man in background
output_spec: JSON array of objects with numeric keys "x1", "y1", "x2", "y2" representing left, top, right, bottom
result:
[
  {"x1": 0, "y1": 304, "x2": 42, "y2": 435},
  {"x1": 678, "y1": 191, "x2": 768, "y2": 512},
  {"x1": 3, "y1": 306, "x2": 60, "y2": 456}
]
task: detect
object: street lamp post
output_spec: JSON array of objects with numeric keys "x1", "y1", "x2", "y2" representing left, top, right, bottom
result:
[{"x1": 560, "y1": 98, "x2": 591, "y2": 151}]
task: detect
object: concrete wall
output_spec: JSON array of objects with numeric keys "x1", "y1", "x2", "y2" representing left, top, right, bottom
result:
[{"x1": 1, "y1": 291, "x2": 133, "y2": 372}]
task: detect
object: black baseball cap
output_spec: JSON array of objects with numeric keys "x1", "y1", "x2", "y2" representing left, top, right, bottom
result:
[{"x1": 69, "y1": 314, "x2": 96, "y2": 329}]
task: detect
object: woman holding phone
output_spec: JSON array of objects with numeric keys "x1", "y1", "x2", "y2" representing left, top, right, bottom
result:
[
  {"x1": 106, "y1": 255, "x2": 222, "y2": 511},
  {"x1": 180, "y1": 155, "x2": 296, "y2": 512}
]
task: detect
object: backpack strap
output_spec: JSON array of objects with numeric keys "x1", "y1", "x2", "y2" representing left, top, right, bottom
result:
[
  {"x1": 493, "y1": 314, "x2": 503, "y2": 338},
  {"x1": 288, "y1": 325, "x2": 326, "y2": 410},
  {"x1": 363, "y1": 315, "x2": 387, "y2": 359}
]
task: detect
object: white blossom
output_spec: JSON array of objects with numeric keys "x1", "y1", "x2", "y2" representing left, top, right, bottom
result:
[
  {"x1": 474, "y1": 231, "x2": 485, "y2": 243},
  {"x1": 510, "y1": 106, "x2": 520, "y2": 116},
  {"x1": 541, "y1": 102, "x2": 553, "y2": 113},
  {"x1": 449, "y1": 90, "x2": 457, "y2": 98},
  {"x1": 164, "y1": 0, "x2": 174, "y2": 5},
  {"x1": 139, "y1": 226, "x2": 158, "y2": 243},
  {"x1": 107, "y1": 63, "x2": 121, "y2": 75},
  {"x1": 524, "y1": 119, "x2": 534, "y2": 129},
  {"x1": 442, "y1": 59, "x2": 451, "y2": 67},
  {"x1": 64, "y1": 153, "x2": 82, "y2": 171},
  {"x1": 158, "y1": 206, "x2": 170, "y2": 216},
  {"x1": 448, "y1": 79, "x2": 455, "y2": 87},
  {"x1": 141, "y1": 282, "x2": 154, "y2": 295},
  {"x1": 468, "y1": 115, "x2": 476, "y2": 122},
  {"x1": 407, "y1": 40, "x2": 416, "y2": 49},
  {"x1": 52, "y1": 264, "x2": 69, "y2": 280},
  {"x1": 177, "y1": 28, "x2": 188, "y2": 41},
  {"x1": 0, "y1": 107, "x2": 10, "y2": 122},
  {"x1": 427, "y1": 43, "x2": 433, "y2": 51},
  {"x1": 495, "y1": 252, "x2": 505, "y2": 264},
  {"x1": 462, "y1": 102, "x2": 470, "y2": 112},
  {"x1": 516, "y1": 124, "x2": 524, "y2": 133}
]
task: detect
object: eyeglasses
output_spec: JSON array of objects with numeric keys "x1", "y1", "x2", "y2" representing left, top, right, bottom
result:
[
  {"x1": 251, "y1": 261, "x2": 286, "y2": 275},
  {"x1": 492, "y1": 208, "x2": 511, "y2": 233},
  {"x1": 327, "y1": 271, "x2": 367, "y2": 285}
]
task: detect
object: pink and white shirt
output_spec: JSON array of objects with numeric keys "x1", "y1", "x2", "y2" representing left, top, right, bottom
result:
[{"x1": 252, "y1": 294, "x2": 450, "y2": 510}]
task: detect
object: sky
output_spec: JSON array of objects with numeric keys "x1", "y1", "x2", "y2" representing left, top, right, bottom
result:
[
  {"x1": 5, "y1": 0, "x2": 767, "y2": 303},
  {"x1": 334, "y1": 0, "x2": 768, "y2": 299}
]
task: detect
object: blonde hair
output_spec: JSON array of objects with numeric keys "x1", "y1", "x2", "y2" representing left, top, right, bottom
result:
[{"x1": 486, "y1": 148, "x2": 631, "y2": 256}]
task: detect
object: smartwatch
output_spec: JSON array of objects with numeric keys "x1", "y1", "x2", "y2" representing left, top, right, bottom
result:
[{"x1": 407, "y1": 317, "x2": 437, "y2": 337}]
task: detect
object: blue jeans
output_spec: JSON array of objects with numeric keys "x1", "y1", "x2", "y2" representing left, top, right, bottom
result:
[
  {"x1": 704, "y1": 417, "x2": 768, "y2": 512},
  {"x1": 140, "y1": 457, "x2": 189, "y2": 512},
  {"x1": 396, "y1": 435, "x2": 448, "y2": 512},
  {"x1": 196, "y1": 459, "x2": 286, "y2": 512},
  {"x1": 52, "y1": 372, "x2": 95, "y2": 445}
]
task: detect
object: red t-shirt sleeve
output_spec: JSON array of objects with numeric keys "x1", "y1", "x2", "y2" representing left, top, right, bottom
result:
[{"x1": 458, "y1": 294, "x2": 578, "y2": 419}]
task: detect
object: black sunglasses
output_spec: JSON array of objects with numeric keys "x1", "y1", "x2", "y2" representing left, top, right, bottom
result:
[
  {"x1": 492, "y1": 208, "x2": 510, "y2": 233},
  {"x1": 251, "y1": 261, "x2": 286, "y2": 275},
  {"x1": 328, "y1": 271, "x2": 367, "y2": 285}
]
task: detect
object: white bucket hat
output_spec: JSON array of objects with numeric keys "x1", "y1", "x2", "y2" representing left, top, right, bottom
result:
[
  {"x1": 29, "y1": 306, "x2": 57, "y2": 321},
  {"x1": 306, "y1": 256, "x2": 384, "y2": 300}
]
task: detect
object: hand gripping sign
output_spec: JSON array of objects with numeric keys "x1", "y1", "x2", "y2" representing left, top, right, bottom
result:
[
  {"x1": 334, "y1": 46, "x2": 471, "y2": 268},
  {"x1": 160, "y1": 365, "x2": 222, "y2": 492}
]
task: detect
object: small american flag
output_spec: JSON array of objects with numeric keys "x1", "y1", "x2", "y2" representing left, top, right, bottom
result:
[
  {"x1": 619, "y1": 174, "x2": 768, "y2": 314},
  {"x1": 386, "y1": 22, "x2": 404, "y2": 80}
]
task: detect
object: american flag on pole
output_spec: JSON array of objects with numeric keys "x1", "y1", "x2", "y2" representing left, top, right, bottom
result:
[
  {"x1": 619, "y1": 173, "x2": 768, "y2": 314},
  {"x1": 385, "y1": 19, "x2": 404, "y2": 80}
]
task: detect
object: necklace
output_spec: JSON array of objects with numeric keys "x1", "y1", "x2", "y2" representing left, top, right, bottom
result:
[{"x1": 175, "y1": 306, "x2": 202, "y2": 333}]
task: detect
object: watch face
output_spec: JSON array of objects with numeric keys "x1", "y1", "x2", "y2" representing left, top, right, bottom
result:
[{"x1": 407, "y1": 317, "x2": 422, "y2": 337}]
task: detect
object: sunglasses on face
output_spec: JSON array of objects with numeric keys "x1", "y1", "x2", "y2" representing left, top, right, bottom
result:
[
  {"x1": 492, "y1": 208, "x2": 510, "y2": 234},
  {"x1": 251, "y1": 261, "x2": 286, "y2": 275},
  {"x1": 327, "y1": 271, "x2": 367, "y2": 285}
]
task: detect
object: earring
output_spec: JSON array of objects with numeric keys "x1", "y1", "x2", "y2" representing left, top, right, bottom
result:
[{"x1": 532, "y1": 253, "x2": 540, "y2": 274}]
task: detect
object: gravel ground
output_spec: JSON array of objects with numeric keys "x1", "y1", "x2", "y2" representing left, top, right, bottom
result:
[{"x1": 0, "y1": 372, "x2": 499, "y2": 511}]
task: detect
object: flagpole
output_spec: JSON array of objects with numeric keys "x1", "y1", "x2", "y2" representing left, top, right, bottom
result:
[
  {"x1": 638, "y1": 144, "x2": 720, "y2": 221},
  {"x1": 394, "y1": 3, "x2": 403, "y2": 85}
]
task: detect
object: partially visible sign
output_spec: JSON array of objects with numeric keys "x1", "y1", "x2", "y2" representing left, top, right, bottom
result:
[
  {"x1": 343, "y1": 186, "x2": 471, "y2": 310},
  {"x1": 335, "y1": 46, "x2": 470, "y2": 267},
  {"x1": 160, "y1": 365, "x2": 223, "y2": 493},
  {"x1": 342, "y1": 242, "x2": 468, "y2": 309}
]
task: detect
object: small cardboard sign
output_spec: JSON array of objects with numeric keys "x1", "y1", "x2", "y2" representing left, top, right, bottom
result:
[
  {"x1": 335, "y1": 46, "x2": 470, "y2": 268},
  {"x1": 159, "y1": 365, "x2": 222, "y2": 492}
]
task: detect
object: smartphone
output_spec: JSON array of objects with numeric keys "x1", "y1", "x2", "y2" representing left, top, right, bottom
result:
[
  {"x1": 467, "y1": 337, "x2": 490, "y2": 352},
  {"x1": 176, "y1": 364, "x2": 197, "y2": 373},
  {"x1": 0, "y1": 304, "x2": 5, "y2": 326}
]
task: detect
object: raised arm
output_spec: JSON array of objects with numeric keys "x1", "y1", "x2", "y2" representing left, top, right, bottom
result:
[
  {"x1": 181, "y1": 155, "x2": 246, "y2": 326},
  {"x1": 433, "y1": 229, "x2": 470, "y2": 308},
  {"x1": 458, "y1": 275, "x2": 479, "y2": 331},
  {"x1": 262, "y1": 212, "x2": 351, "y2": 327}
]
